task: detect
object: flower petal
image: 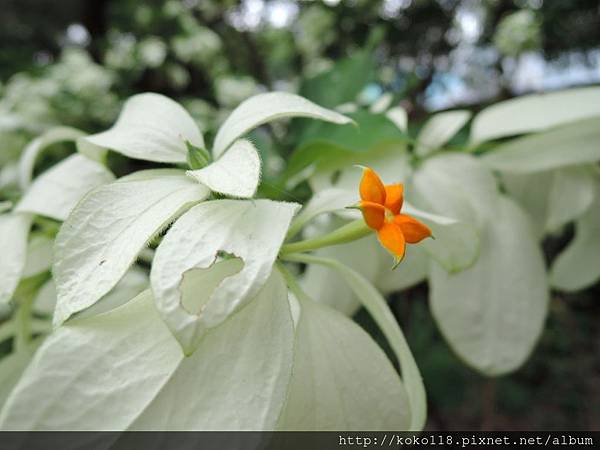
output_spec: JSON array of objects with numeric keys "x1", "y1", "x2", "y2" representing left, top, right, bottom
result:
[
  {"x1": 359, "y1": 167, "x2": 386, "y2": 205},
  {"x1": 394, "y1": 214, "x2": 432, "y2": 243},
  {"x1": 359, "y1": 201, "x2": 385, "y2": 230},
  {"x1": 377, "y1": 222, "x2": 405, "y2": 260},
  {"x1": 384, "y1": 184, "x2": 404, "y2": 214}
]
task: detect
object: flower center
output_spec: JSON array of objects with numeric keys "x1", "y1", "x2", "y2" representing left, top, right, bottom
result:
[{"x1": 384, "y1": 208, "x2": 395, "y2": 223}]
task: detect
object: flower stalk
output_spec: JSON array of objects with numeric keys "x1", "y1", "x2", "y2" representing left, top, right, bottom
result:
[{"x1": 279, "y1": 219, "x2": 371, "y2": 256}]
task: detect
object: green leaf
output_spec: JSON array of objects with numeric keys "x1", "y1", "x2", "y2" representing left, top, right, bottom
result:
[
  {"x1": 415, "y1": 110, "x2": 471, "y2": 157},
  {"x1": 186, "y1": 139, "x2": 260, "y2": 198},
  {"x1": 299, "y1": 51, "x2": 375, "y2": 109},
  {"x1": 185, "y1": 141, "x2": 211, "y2": 169},
  {"x1": 53, "y1": 171, "x2": 209, "y2": 326},
  {"x1": 16, "y1": 154, "x2": 115, "y2": 221},
  {"x1": 151, "y1": 199, "x2": 299, "y2": 354},
  {"x1": 81, "y1": 93, "x2": 205, "y2": 164},
  {"x1": 212, "y1": 92, "x2": 352, "y2": 158},
  {"x1": 277, "y1": 283, "x2": 410, "y2": 431},
  {"x1": 429, "y1": 196, "x2": 549, "y2": 376},
  {"x1": 481, "y1": 118, "x2": 600, "y2": 173},
  {"x1": 471, "y1": 86, "x2": 600, "y2": 143},
  {"x1": 0, "y1": 213, "x2": 32, "y2": 304},
  {"x1": 550, "y1": 186, "x2": 600, "y2": 292},
  {"x1": 287, "y1": 110, "x2": 407, "y2": 180}
]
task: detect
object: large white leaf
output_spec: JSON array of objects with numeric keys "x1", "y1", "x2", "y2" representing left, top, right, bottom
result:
[
  {"x1": 481, "y1": 118, "x2": 600, "y2": 173},
  {"x1": 503, "y1": 167, "x2": 595, "y2": 237},
  {"x1": 53, "y1": 171, "x2": 209, "y2": 326},
  {"x1": 81, "y1": 93, "x2": 204, "y2": 163},
  {"x1": 186, "y1": 139, "x2": 260, "y2": 198},
  {"x1": 131, "y1": 271, "x2": 294, "y2": 430},
  {"x1": 32, "y1": 267, "x2": 148, "y2": 318},
  {"x1": 0, "y1": 349, "x2": 37, "y2": 410},
  {"x1": 471, "y1": 86, "x2": 600, "y2": 143},
  {"x1": 16, "y1": 154, "x2": 115, "y2": 221},
  {"x1": 277, "y1": 287, "x2": 410, "y2": 431},
  {"x1": 0, "y1": 214, "x2": 32, "y2": 304},
  {"x1": 429, "y1": 196, "x2": 548, "y2": 376},
  {"x1": 415, "y1": 110, "x2": 471, "y2": 157},
  {"x1": 285, "y1": 254, "x2": 427, "y2": 430},
  {"x1": 0, "y1": 291, "x2": 183, "y2": 431},
  {"x1": 410, "y1": 153, "x2": 499, "y2": 272},
  {"x1": 1, "y1": 273, "x2": 295, "y2": 431},
  {"x1": 550, "y1": 188, "x2": 600, "y2": 292},
  {"x1": 18, "y1": 126, "x2": 85, "y2": 190},
  {"x1": 151, "y1": 199, "x2": 299, "y2": 353},
  {"x1": 212, "y1": 91, "x2": 352, "y2": 158}
]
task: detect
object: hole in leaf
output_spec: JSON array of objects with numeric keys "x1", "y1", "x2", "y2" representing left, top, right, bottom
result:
[{"x1": 179, "y1": 256, "x2": 244, "y2": 316}]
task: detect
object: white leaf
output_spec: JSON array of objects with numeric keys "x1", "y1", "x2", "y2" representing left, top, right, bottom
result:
[
  {"x1": 0, "y1": 214, "x2": 32, "y2": 304},
  {"x1": 481, "y1": 118, "x2": 600, "y2": 173},
  {"x1": 415, "y1": 110, "x2": 471, "y2": 157},
  {"x1": 385, "y1": 106, "x2": 408, "y2": 132},
  {"x1": 18, "y1": 126, "x2": 85, "y2": 190},
  {"x1": 409, "y1": 154, "x2": 499, "y2": 272},
  {"x1": 286, "y1": 255, "x2": 427, "y2": 430},
  {"x1": 212, "y1": 92, "x2": 352, "y2": 158},
  {"x1": 0, "y1": 350, "x2": 35, "y2": 409},
  {"x1": 550, "y1": 188, "x2": 600, "y2": 292},
  {"x1": 2, "y1": 273, "x2": 295, "y2": 431},
  {"x1": 53, "y1": 171, "x2": 209, "y2": 326},
  {"x1": 16, "y1": 154, "x2": 115, "y2": 221},
  {"x1": 186, "y1": 139, "x2": 260, "y2": 198},
  {"x1": 403, "y1": 203, "x2": 479, "y2": 273},
  {"x1": 471, "y1": 86, "x2": 600, "y2": 143},
  {"x1": 288, "y1": 188, "x2": 357, "y2": 239},
  {"x1": 76, "y1": 267, "x2": 149, "y2": 320},
  {"x1": 0, "y1": 291, "x2": 183, "y2": 431},
  {"x1": 545, "y1": 167, "x2": 595, "y2": 232},
  {"x1": 131, "y1": 271, "x2": 294, "y2": 430},
  {"x1": 82, "y1": 93, "x2": 204, "y2": 164},
  {"x1": 32, "y1": 279, "x2": 57, "y2": 316},
  {"x1": 429, "y1": 196, "x2": 549, "y2": 376},
  {"x1": 376, "y1": 246, "x2": 428, "y2": 294},
  {"x1": 502, "y1": 166, "x2": 596, "y2": 237},
  {"x1": 277, "y1": 289, "x2": 410, "y2": 431},
  {"x1": 22, "y1": 235, "x2": 54, "y2": 278},
  {"x1": 151, "y1": 199, "x2": 299, "y2": 353}
]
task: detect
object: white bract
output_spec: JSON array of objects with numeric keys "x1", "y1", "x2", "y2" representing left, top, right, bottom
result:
[{"x1": 53, "y1": 91, "x2": 352, "y2": 329}]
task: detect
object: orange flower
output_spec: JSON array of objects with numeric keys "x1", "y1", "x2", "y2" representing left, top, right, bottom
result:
[{"x1": 358, "y1": 167, "x2": 432, "y2": 266}]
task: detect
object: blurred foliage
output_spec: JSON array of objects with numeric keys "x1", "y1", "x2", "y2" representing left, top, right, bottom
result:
[{"x1": 0, "y1": 0, "x2": 599, "y2": 431}]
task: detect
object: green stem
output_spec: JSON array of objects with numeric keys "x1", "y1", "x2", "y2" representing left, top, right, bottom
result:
[
  {"x1": 15, "y1": 293, "x2": 34, "y2": 355},
  {"x1": 280, "y1": 219, "x2": 371, "y2": 256},
  {"x1": 276, "y1": 262, "x2": 308, "y2": 302}
]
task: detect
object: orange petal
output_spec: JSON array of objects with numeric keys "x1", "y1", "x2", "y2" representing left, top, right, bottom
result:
[
  {"x1": 394, "y1": 214, "x2": 432, "y2": 243},
  {"x1": 360, "y1": 201, "x2": 385, "y2": 230},
  {"x1": 377, "y1": 222, "x2": 406, "y2": 260},
  {"x1": 359, "y1": 167, "x2": 386, "y2": 205},
  {"x1": 384, "y1": 184, "x2": 404, "y2": 215}
]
